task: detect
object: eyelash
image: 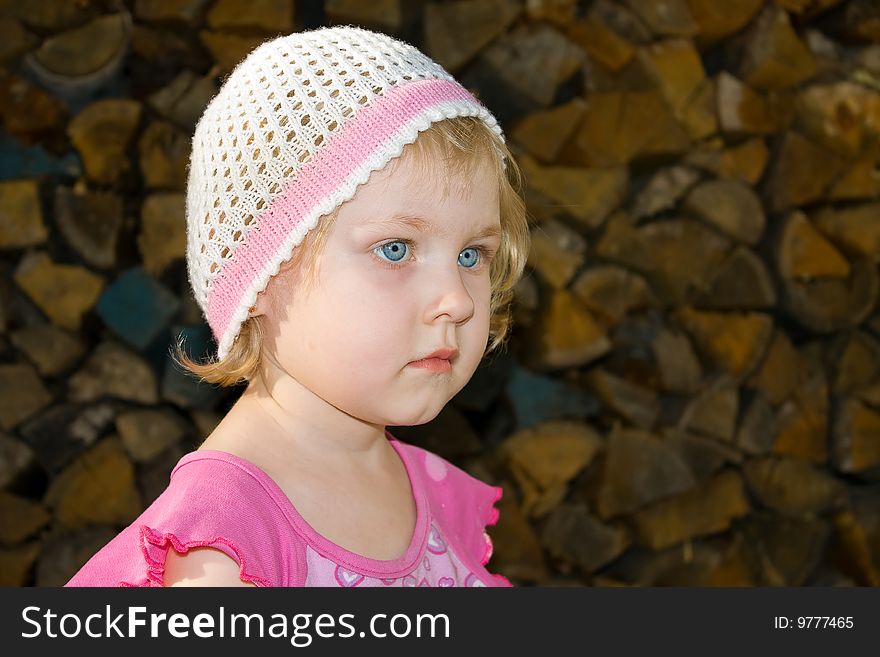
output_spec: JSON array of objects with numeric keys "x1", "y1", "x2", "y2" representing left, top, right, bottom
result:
[{"x1": 371, "y1": 239, "x2": 495, "y2": 271}]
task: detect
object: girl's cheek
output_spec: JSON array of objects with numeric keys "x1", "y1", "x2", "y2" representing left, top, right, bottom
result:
[
  {"x1": 470, "y1": 273, "x2": 492, "y2": 299},
  {"x1": 333, "y1": 272, "x2": 404, "y2": 316},
  {"x1": 367, "y1": 265, "x2": 416, "y2": 288}
]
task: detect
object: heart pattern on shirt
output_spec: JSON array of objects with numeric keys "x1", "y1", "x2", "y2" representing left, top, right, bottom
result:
[
  {"x1": 307, "y1": 527, "x2": 481, "y2": 588},
  {"x1": 426, "y1": 525, "x2": 447, "y2": 555},
  {"x1": 334, "y1": 565, "x2": 364, "y2": 587}
]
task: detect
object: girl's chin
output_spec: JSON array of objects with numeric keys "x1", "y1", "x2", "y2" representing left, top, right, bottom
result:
[{"x1": 386, "y1": 402, "x2": 451, "y2": 427}]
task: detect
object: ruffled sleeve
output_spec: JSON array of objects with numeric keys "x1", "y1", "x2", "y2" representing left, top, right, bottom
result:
[
  {"x1": 404, "y1": 442, "x2": 512, "y2": 587},
  {"x1": 132, "y1": 524, "x2": 272, "y2": 587},
  {"x1": 476, "y1": 484, "x2": 502, "y2": 566},
  {"x1": 124, "y1": 454, "x2": 302, "y2": 587},
  {"x1": 471, "y1": 481, "x2": 513, "y2": 586}
]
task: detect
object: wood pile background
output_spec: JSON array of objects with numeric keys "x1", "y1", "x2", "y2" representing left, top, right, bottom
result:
[{"x1": 1, "y1": 0, "x2": 879, "y2": 586}]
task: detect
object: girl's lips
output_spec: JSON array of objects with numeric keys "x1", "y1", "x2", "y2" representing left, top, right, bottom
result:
[{"x1": 408, "y1": 357, "x2": 452, "y2": 373}]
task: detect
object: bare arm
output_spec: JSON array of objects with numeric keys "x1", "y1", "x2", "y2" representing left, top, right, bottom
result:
[{"x1": 163, "y1": 547, "x2": 256, "y2": 587}]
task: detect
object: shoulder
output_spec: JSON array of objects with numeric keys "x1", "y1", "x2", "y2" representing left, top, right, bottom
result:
[
  {"x1": 148, "y1": 450, "x2": 302, "y2": 586},
  {"x1": 158, "y1": 451, "x2": 304, "y2": 586},
  {"x1": 165, "y1": 449, "x2": 272, "y2": 501},
  {"x1": 162, "y1": 449, "x2": 303, "y2": 529},
  {"x1": 146, "y1": 451, "x2": 276, "y2": 538}
]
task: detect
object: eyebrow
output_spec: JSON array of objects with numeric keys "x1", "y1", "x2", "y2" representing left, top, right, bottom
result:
[{"x1": 364, "y1": 214, "x2": 502, "y2": 239}]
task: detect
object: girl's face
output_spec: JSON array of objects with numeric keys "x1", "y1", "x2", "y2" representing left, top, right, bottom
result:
[{"x1": 256, "y1": 149, "x2": 502, "y2": 428}]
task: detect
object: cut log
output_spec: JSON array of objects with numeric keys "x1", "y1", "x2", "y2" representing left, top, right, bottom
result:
[
  {"x1": 199, "y1": 31, "x2": 266, "y2": 76},
  {"x1": 541, "y1": 503, "x2": 631, "y2": 575},
  {"x1": 636, "y1": 219, "x2": 732, "y2": 304},
  {"x1": 480, "y1": 23, "x2": 586, "y2": 108},
  {"x1": 570, "y1": 266, "x2": 655, "y2": 326},
  {"x1": 423, "y1": 0, "x2": 521, "y2": 73},
  {"x1": 716, "y1": 72, "x2": 778, "y2": 136},
  {"x1": 746, "y1": 330, "x2": 809, "y2": 406},
  {"x1": 678, "y1": 376, "x2": 739, "y2": 442},
  {"x1": 525, "y1": 0, "x2": 578, "y2": 24},
  {"x1": 652, "y1": 327, "x2": 703, "y2": 393},
  {"x1": 676, "y1": 306, "x2": 774, "y2": 380},
  {"x1": 741, "y1": 511, "x2": 830, "y2": 585},
  {"x1": 27, "y1": 13, "x2": 129, "y2": 79},
  {"x1": 631, "y1": 469, "x2": 751, "y2": 550},
  {"x1": 766, "y1": 131, "x2": 847, "y2": 211},
  {"x1": 510, "y1": 98, "x2": 587, "y2": 164},
  {"x1": 134, "y1": 0, "x2": 209, "y2": 23},
  {"x1": 777, "y1": 211, "x2": 850, "y2": 282},
  {"x1": 562, "y1": 18, "x2": 635, "y2": 72},
  {"x1": 573, "y1": 90, "x2": 692, "y2": 166},
  {"x1": 44, "y1": 437, "x2": 142, "y2": 530},
  {"x1": 0, "y1": 179, "x2": 46, "y2": 250},
  {"x1": 637, "y1": 38, "x2": 706, "y2": 119},
  {"x1": 774, "y1": 372, "x2": 829, "y2": 464},
  {"x1": 593, "y1": 427, "x2": 697, "y2": 520},
  {"x1": 795, "y1": 81, "x2": 880, "y2": 159},
  {"x1": 54, "y1": 185, "x2": 123, "y2": 270},
  {"x1": 588, "y1": 368, "x2": 659, "y2": 430},
  {"x1": 686, "y1": 138, "x2": 770, "y2": 185},
  {"x1": 683, "y1": 179, "x2": 765, "y2": 245},
  {"x1": 526, "y1": 218, "x2": 587, "y2": 289},
  {"x1": 781, "y1": 253, "x2": 879, "y2": 333},
  {"x1": 832, "y1": 398, "x2": 880, "y2": 475},
  {"x1": 740, "y1": 6, "x2": 817, "y2": 90},
  {"x1": 686, "y1": 0, "x2": 763, "y2": 46},
  {"x1": 527, "y1": 289, "x2": 612, "y2": 371},
  {"x1": 623, "y1": 0, "x2": 698, "y2": 37},
  {"x1": 743, "y1": 456, "x2": 847, "y2": 515},
  {"x1": 206, "y1": 0, "x2": 294, "y2": 31},
  {"x1": 630, "y1": 165, "x2": 700, "y2": 221},
  {"x1": 498, "y1": 420, "x2": 601, "y2": 518},
  {"x1": 694, "y1": 246, "x2": 777, "y2": 310},
  {"x1": 12, "y1": 252, "x2": 105, "y2": 332},
  {"x1": 67, "y1": 99, "x2": 142, "y2": 185},
  {"x1": 520, "y1": 153, "x2": 628, "y2": 229},
  {"x1": 813, "y1": 203, "x2": 880, "y2": 263}
]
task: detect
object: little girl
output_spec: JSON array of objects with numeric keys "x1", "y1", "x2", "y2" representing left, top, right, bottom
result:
[{"x1": 66, "y1": 25, "x2": 529, "y2": 587}]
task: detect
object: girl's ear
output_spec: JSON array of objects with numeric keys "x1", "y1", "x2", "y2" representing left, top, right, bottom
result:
[
  {"x1": 250, "y1": 255, "x2": 303, "y2": 318},
  {"x1": 249, "y1": 288, "x2": 271, "y2": 318}
]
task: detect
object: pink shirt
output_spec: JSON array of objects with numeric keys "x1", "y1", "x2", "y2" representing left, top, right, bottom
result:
[{"x1": 66, "y1": 432, "x2": 512, "y2": 587}]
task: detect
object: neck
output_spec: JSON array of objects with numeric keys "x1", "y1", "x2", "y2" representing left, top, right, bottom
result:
[{"x1": 227, "y1": 365, "x2": 391, "y2": 470}]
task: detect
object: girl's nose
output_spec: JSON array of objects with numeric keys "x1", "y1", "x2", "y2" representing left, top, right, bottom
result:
[{"x1": 424, "y1": 264, "x2": 476, "y2": 325}]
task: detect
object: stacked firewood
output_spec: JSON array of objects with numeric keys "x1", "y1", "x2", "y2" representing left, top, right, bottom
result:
[{"x1": 1, "y1": 0, "x2": 879, "y2": 586}]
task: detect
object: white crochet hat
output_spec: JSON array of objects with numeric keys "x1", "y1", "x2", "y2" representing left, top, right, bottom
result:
[{"x1": 185, "y1": 25, "x2": 506, "y2": 361}]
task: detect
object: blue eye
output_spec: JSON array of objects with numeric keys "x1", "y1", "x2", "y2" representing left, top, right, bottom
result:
[
  {"x1": 376, "y1": 240, "x2": 409, "y2": 262},
  {"x1": 373, "y1": 240, "x2": 489, "y2": 270},
  {"x1": 459, "y1": 247, "x2": 480, "y2": 268}
]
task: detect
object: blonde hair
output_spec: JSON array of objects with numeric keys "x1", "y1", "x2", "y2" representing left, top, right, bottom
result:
[{"x1": 172, "y1": 116, "x2": 530, "y2": 387}]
